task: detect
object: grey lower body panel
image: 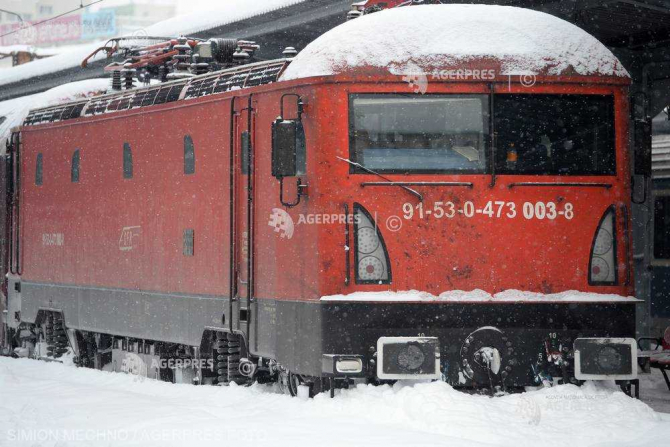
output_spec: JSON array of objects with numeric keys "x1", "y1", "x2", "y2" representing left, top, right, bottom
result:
[
  {"x1": 15, "y1": 280, "x2": 228, "y2": 347},
  {"x1": 11, "y1": 280, "x2": 323, "y2": 374},
  {"x1": 10, "y1": 279, "x2": 637, "y2": 386}
]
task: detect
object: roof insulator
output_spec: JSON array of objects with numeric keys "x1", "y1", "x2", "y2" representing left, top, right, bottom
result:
[
  {"x1": 282, "y1": 47, "x2": 298, "y2": 58},
  {"x1": 233, "y1": 49, "x2": 250, "y2": 63}
]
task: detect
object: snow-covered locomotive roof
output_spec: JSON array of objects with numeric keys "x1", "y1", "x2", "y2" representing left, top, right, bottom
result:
[{"x1": 281, "y1": 4, "x2": 629, "y2": 81}]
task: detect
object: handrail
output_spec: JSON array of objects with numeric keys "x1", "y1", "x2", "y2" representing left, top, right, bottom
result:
[
  {"x1": 620, "y1": 203, "x2": 631, "y2": 286},
  {"x1": 228, "y1": 96, "x2": 236, "y2": 333},
  {"x1": 361, "y1": 181, "x2": 473, "y2": 188},
  {"x1": 507, "y1": 182, "x2": 612, "y2": 189},
  {"x1": 245, "y1": 94, "x2": 254, "y2": 341}
]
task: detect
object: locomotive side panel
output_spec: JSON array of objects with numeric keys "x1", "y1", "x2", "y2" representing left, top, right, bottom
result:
[{"x1": 17, "y1": 100, "x2": 233, "y2": 345}]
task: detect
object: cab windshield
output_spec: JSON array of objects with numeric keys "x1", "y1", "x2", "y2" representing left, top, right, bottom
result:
[
  {"x1": 494, "y1": 94, "x2": 615, "y2": 176},
  {"x1": 349, "y1": 93, "x2": 615, "y2": 176},
  {"x1": 350, "y1": 94, "x2": 489, "y2": 173}
]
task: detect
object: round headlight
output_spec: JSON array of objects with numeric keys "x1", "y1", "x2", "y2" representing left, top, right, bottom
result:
[
  {"x1": 397, "y1": 344, "x2": 425, "y2": 371},
  {"x1": 596, "y1": 346, "x2": 622, "y2": 373},
  {"x1": 664, "y1": 326, "x2": 670, "y2": 346}
]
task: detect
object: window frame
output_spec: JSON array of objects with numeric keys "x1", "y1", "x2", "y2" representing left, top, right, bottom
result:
[{"x1": 348, "y1": 93, "x2": 491, "y2": 175}]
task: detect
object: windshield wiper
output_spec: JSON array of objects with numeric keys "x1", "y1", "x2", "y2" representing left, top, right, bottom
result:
[{"x1": 336, "y1": 156, "x2": 423, "y2": 202}]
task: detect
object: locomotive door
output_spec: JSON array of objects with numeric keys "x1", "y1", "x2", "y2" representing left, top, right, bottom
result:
[{"x1": 232, "y1": 96, "x2": 255, "y2": 333}]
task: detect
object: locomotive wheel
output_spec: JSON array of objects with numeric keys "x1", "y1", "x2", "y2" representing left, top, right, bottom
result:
[
  {"x1": 278, "y1": 370, "x2": 320, "y2": 397},
  {"x1": 278, "y1": 370, "x2": 300, "y2": 396}
]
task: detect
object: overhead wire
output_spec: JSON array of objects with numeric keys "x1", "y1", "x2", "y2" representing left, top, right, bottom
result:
[{"x1": 0, "y1": 1, "x2": 105, "y2": 40}]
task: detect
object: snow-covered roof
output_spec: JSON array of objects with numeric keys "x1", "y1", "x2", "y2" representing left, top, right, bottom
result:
[
  {"x1": 0, "y1": 45, "x2": 62, "y2": 57},
  {"x1": 0, "y1": 79, "x2": 108, "y2": 153},
  {"x1": 281, "y1": 4, "x2": 630, "y2": 81},
  {"x1": 0, "y1": 0, "x2": 306, "y2": 88}
]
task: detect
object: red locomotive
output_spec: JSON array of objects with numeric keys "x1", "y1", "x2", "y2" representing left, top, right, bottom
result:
[{"x1": 1, "y1": 4, "x2": 643, "y2": 395}]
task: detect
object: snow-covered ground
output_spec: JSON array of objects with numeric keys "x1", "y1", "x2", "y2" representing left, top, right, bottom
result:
[
  {"x1": 640, "y1": 369, "x2": 670, "y2": 413},
  {"x1": 1, "y1": 357, "x2": 669, "y2": 447}
]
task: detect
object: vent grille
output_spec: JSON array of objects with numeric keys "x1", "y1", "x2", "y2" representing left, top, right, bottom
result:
[{"x1": 23, "y1": 59, "x2": 290, "y2": 127}]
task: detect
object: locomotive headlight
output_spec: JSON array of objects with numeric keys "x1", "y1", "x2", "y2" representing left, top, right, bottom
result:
[
  {"x1": 397, "y1": 344, "x2": 425, "y2": 371},
  {"x1": 574, "y1": 338, "x2": 636, "y2": 380},
  {"x1": 336, "y1": 358, "x2": 363, "y2": 374},
  {"x1": 596, "y1": 346, "x2": 623, "y2": 373},
  {"x1": 589, "y1": 207, "x2": 617, "y2": 285},
  {"x1": 358, "y1": 256, "x2": 384, "y2": 280},
  {"x1": 593, "y1": 228, "x2": 613, "y2": 255},
  {"x1": 357, "y1": 227, "x2": 380, "y2": 254},
  {"x1": 590, "y1": 257, "x2": 610, "y2": 282},
  {"x1": 354, "y1": 205, "x2": 391, "y2": 284},
  {"x1": 321, "y1": 354, "x2": 365, "y2": 376},
  {"x1": 377, "y1": 337, "x2": 440, "y2": 380}
]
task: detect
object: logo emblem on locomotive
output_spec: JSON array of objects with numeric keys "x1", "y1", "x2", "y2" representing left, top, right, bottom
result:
[{"x1": 119, "y1": 226, "x2": 141, "y2": 251}]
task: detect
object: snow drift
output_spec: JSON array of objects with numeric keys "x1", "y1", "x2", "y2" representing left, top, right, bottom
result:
[{"x1": 0, "y1": 357, "x2": 667, "y2": 447}]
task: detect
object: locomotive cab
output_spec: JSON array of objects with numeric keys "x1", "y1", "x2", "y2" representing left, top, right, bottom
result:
[{"x1": 272, "y1": 4, "x2": 639, "y2": 390}]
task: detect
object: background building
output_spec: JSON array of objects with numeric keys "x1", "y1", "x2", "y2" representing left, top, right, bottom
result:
[{"x1": 0, "y1": 0, "x2": 177, "y2": 68}]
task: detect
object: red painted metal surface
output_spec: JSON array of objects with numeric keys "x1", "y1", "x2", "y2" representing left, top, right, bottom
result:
[{"x1": 15, "y1": 71, "x2": 633, "y2": 304}]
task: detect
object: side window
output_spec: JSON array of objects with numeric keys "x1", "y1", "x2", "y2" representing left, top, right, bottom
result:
[
  {"x1": 123, "y1": 142, "x2": 133, "y2": 179},
  {"x1": 71, "y1": 149, "x2": 80, "y2": 183},
  {"x1": 184, "y1": 135, "x2": 195, "y2": 175},
  {"x1": 654, "y1": 195, "x2": 670, "y2": 260},
  {"x1": 35, "y1": 153, "x2": 43, "y2": 186},
  {"x1": 183, "y1": 229, "x2": 194, "y2": 256}
]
